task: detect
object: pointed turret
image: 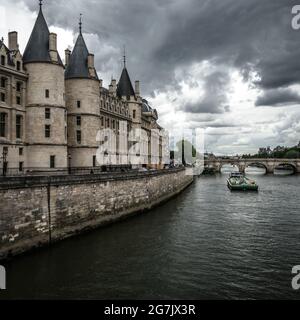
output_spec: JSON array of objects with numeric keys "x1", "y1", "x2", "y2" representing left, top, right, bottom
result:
[
  {"x1": 117, "y1": 48, "x2": 135, "y2": 98},
  {"x1": 117, "y1": 67, "x2": 136, "y2": 99},
  {"x1": 65, "y1": 15, "x2": 100, "y2": 168},
  {"x1": 65, "y1": 15, "x2": 98, "y2": 80},
  {"x1": 23, "y1": 1, "x2": 63, "y2": 65},
  {"x1": 64, "y1": 34, "x2": 98, "y2": 79},
  {"x1": 24, "y1": 1, "x2": 67, "y2": 170}
]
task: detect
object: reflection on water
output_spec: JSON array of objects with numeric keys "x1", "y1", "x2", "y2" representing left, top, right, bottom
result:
[
  {"x1": 274, "y1": 168, "x2": 294, "y2": 176},
  {"x1": 221, "y1": 165, "x2": 295, "y2": 176},
  {"x1": 220, "y1": 164, "x2": 239, "y2": 174},
  {"x1": 245, "y1": 166, "x2": 266, "y2": 175},
  {"x1": 1, "y1": 174, "x2": 300, "y2": 300}
]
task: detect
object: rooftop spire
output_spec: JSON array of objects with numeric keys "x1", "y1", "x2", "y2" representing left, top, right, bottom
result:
[
  {"x1": 123, "y1": 45, "x2": 126, "y2": 68},
  {"x1": 39, "y1": 0, "x2": 43, "y2": 9},
  {"x1": 79, "y1": 13, "x2": 82, "y2": 34}
]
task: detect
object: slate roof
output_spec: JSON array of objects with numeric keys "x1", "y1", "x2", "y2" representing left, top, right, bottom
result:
[
  {"x1": 142, "y1": 99, "x2": 153, "y2": 112},
  {"x1": 23, "y1": 8, "x2": 63, "y2": 66},
  {"x1": 117, "y1": 67, "x2": 135, "y2": 98},
  {"x1": 65, "y1": 33, "x2": 98, "y2": 80}
]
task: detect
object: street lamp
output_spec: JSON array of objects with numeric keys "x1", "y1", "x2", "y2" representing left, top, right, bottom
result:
[
  {"x1": 2, "y1": 147, "x2": 8, "y2": 177},
  {"x1": 68, "y1": 154, "x2": 72, "y2": 174}
]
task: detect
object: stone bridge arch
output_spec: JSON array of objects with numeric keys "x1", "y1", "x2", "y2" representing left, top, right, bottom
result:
[
  {"x1": 243, "y1": 162, "x2": 268, "y2": 174},
  {"x1": 274, "y1": 162, "x2": 297, "y2": 174}
]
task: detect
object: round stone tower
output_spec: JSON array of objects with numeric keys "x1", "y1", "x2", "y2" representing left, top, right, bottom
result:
[
  {"x1": 65, "y1": 18, "x2": 100, "y2": 168},
  {"x1": 23, "y1": 2, "x2": 67, "y2": 170}
]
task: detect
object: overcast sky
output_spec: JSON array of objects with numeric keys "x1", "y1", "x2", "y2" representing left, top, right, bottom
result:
[{"x1": 1, "y1": 0, "x2": 300, "y2": 155}]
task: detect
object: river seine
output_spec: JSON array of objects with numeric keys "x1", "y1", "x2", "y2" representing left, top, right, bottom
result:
[{"x1": 1, "y1": 174, "x2": 300, "y2": 299}]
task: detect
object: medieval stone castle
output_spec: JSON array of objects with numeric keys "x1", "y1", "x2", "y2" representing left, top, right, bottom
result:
[{"x1": 0, "y1": 2, "x2": 166, "y2": 175}]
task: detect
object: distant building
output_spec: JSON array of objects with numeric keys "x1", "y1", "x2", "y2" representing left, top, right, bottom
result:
[{"x1": 273, "y1": 146, "x2": 285, "y2": 153}]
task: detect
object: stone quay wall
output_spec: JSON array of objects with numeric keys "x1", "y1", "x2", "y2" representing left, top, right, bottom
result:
[{"x1": 0, "y1": 168, "x2": 193, "y2": 260}]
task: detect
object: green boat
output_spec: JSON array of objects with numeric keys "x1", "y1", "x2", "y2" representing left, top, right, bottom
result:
[{"x1": 227, "y1": 172, "x2": 258, "y2": 191}]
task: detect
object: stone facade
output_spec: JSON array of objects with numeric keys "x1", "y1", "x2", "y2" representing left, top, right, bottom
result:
[
  {"x1": 0, "y1": 4, "x2": 167, "y2": 175},
  {"x1": 0, "y1": 168, "x2": 193, "y2": 260}
]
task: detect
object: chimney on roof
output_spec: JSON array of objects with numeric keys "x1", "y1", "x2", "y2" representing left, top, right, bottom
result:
[
  {"x1": 109, "y1": 84, "x2": 113, "y2": 95},
  {"x1": 88, "y1": 54, "x2": 96, "y2": 77},
  {"x1": 111, "y1": 79, "x2": 117, "y2": 95},
  {"x1": 8, "y1": 31, "x2": 18, "y2": 51},
  {"x1": 135, "y1": 80, "x2": 140, "y2": 96},
  {"x1": 88, "y1": 53, "x2": 94, "y2": 68},
  {"x1": 49, "y1": 33, "x2": 58, "y2": 62},
  {"x1": 65, "y1": 49, "x2": 71, "y2": 67}
]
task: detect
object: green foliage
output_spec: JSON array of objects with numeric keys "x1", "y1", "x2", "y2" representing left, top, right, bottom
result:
[{"x1": 242, "y1": 145, "x2": 300, "y2": 159}]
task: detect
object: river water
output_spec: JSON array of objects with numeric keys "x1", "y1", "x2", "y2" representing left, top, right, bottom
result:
[{"x1": 1, "y1": 174, "x2": 300, "y2": 300}]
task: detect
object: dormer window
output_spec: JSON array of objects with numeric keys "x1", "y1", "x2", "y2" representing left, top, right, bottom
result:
[{"x1": 0, "y1": 55, "x2": 5, "y2": 66}]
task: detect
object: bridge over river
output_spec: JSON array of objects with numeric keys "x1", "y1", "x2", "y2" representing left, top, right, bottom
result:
[{"x1": 204, "y1": 158, "x2": 300, "y2": 174}]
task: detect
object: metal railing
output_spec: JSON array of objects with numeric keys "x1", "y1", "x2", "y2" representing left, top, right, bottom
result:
[
  {"x1": 0, "y1": 164, "x2": 164, "y2": 178},
  {"x1": 0, "y1": 166, "x2": 186, "y2": 189}
]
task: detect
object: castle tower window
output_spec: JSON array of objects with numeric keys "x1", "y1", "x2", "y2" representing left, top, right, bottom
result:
[
  {"x1": 93, "y1": 155, "x2": 96, "y2": 167},
  {"x1": 1, "y1": 92, "x2": 5, "y2": 102},
  {"x1": 77, "y1": 100, "x2": 81, "y2": 108},
  {"x1": 50, "y1": 155, "x2": 56, "y2": 169},
  {"x1": 1, "y1": 77, "x2": 6, "y2": 88},
  {"x1": 16, "y1": 115, "x2": 23, "y2": 139},
  {"x1": 16, "y1": 61, "x2": 21, "y2": 71},
  {"x1": 16, "y1": 96, "x2": 21, "y2": 105},
  {"x1": 133, "y1": 110, "x2": 136, "y2": 119},
  {"x1": 101, "y1": 116, "x2": 104, "y2": 126},
  {"x1": 76, "y1": 130, "x2": 81, "y2": 144},
  {"x1": 1, "y1": 55, "x2": 5, "y2": 66},
  {"x1": 112, "y1": 120, "x2": 115, "y2": 129},
  {"x1": 76, "y1": 116, "x2": 81, "y2": 126},
  {"x1": 45, "y1": 89, "x2": 49, "y2": 98},
  {"x1": 19, "y1": 162, "x2": 23, "y2": 172},
  {"x1": 0, "y1": 112, "x2": 7, "y2": 137},
  {"x1": 19, "y1": 147, "x2": 23, "y2": 156},
  {"x1": 45, "y1": 125, "x2": 51, "y2": 138},
  {"x1": 45, "y1": 108, "x2": 51, "y2": 119},
  {"x1": 16, "y1": 82, "x2": 22, "y2": 92}
]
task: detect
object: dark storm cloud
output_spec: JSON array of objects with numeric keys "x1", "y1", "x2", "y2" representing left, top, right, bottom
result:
[
  {"x1": 183, "y1": 71, "x2": 230, "y2": 114},
  {"x1": 255, "y1": 88, "x2": 300, "y2": 107},
  {"x1": 22, "y1": 0, "x2": 300, "y2": 103}
]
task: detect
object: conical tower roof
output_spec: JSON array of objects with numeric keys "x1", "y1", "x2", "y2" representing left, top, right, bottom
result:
[
  {"x1": 23, "y1": 5, "x2": 63, "y2": 65},
  {"x1": 65, "y1": 16, "x2": 98, "y2": 80},
  {"x1": 117, "y1": 67, "x2": 135, "y2": 98},
  {"x1": 65, "y1": 33, "x2": 95, "y2": 79}
]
